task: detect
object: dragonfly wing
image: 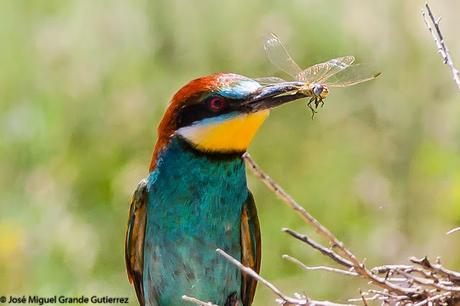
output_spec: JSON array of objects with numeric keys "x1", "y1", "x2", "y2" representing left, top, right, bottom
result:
[
  {"x1": 296, "y1": 56, "x2": 355, "y2": 83},
  {"x1": 254, "y1": 76, "x2": 288, "y2": 84},
  {"x1": 264, "y1": 33, "x2": 302, "y2": 78},
  {"x1": 325, "y1": 64, "x2": 381, "y2": 88}
]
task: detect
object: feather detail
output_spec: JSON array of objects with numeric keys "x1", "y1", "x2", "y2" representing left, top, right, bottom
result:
[
  {"x1": 240, "y1": 191, "x2": 261, "y2": 305},
  {"x1": 125, "y1": 179, "x2": 148, "y2": 306}
]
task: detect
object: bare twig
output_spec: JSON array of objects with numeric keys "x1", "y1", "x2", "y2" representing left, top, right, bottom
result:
[
  {"x1": 364, "y1": 289, "x2": 405, "y2": 301},
  {"x1": 348, "y1": 294, "x2": 381, "y2": 303},
  {"x1": 422, "y1": 3, "x2": 460, "y2": 91},
  {"x1": 217, "y1": 248, "x2": 355, "y2": 306},
  {"x1": 447, "y1": 227, "x2": 460, "y2": 235},
  {"x1": 216, "y1": 248, "x2": 309, "y2": 305},
  {"x1": 399, "y1": 270, "x2": 460, "y2": 292},
  {"x1": 282, "y1": 228, "x2": 354, "y2": 268},
  {"x1": 410, "y1": 256, "x2": 460, "y2": 283},
  {"x1": 283, "y1": 254, "x2": 358, "y2": 277},
  {"x1": 182, "y1": 295, "x2": 218, "y2": 306},
  {"x1": 359, "y1": 290, "x2": 368, "y2": 306},
  {"x1": 412, "y1": 292, "x2": 451, "y2": 306},
  {"x1": 371, "y1": 265, "x2": 431, "y2": 278}
]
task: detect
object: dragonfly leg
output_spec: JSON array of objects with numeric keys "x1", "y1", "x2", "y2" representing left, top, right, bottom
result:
[
  {"x1": 314, "y1": 97, "x2": 324, "y2": 108},
  {"x1": 307, "y1": 98, "x2": 317, "y2": 119}
]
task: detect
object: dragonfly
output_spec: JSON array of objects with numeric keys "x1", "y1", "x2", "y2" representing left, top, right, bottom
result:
[{"x1": 259, "y1": 33, "x2": 381, "y2": 117}]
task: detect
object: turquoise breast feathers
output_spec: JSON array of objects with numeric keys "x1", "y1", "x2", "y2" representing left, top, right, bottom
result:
[{"x1": 143, "y1": 137, "x2": 248, "y2": 305}]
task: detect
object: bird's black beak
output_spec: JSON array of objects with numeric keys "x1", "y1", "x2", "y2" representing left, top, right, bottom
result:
[{"x1": 242, "y1": 82, "x2": 307, "y2": 112}]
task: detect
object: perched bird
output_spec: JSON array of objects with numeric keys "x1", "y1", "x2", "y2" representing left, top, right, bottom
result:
[{"x1": 125, "y1": 73, "x2": 305, "y2": 306}]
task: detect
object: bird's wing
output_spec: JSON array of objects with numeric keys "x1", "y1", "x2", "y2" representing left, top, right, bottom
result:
[
  {"x1": 125, "y1": 178, "x2": 148, "y2": 306},
  {"x1": 240, "y1": 191, "x2": 261, "y2": 305}
]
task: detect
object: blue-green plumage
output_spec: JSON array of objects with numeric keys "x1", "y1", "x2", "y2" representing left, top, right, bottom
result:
[{"x1": 143, "y1": 137, "x2": 247, "y2": 305}]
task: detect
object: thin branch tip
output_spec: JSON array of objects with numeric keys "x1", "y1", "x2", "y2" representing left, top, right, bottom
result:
[{"x1": 422, "y1": 3, "x2": 460, "y2": 91}]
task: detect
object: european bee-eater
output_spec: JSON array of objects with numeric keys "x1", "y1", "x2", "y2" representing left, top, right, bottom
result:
[{"x1": 125, "y1": 73, "x2": 305, "y2": 306}]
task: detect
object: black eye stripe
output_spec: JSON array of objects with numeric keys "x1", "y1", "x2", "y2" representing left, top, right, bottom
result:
[{"x1": 176, "y1": 95, "x2": 237, "y2": 129}]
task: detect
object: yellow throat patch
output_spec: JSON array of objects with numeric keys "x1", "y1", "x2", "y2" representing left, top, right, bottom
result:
[{"x1": 176, "y1": 110, "x2": 270, "y2": 152}]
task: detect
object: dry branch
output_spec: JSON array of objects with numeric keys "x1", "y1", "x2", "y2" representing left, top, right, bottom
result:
[
  {"x1": 282, "y1": 228, "x2": 354, "y2": 268},
  {"x1": 242, "y1": 153, "x2": 460, "y2": 305},
  {"x1": 217, "y1": 248, "x2": 354, "y2": 306},
  {"x1": 422, "y1": 3, "x2": 460, "y2": 92},
  {"x1": 410, "y1": 257, "x2": 460, "y2": 284},
  {"x1": 282, "y1": 254, "x2": 358, "y2": 277},
  {"x1": 217, "y1": 248, "x2": 309, "y2": 306}
]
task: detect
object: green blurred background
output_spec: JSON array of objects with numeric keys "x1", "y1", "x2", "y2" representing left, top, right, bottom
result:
[{"x1": 1, "y1": 0, "x2": 460, "y2": 305}]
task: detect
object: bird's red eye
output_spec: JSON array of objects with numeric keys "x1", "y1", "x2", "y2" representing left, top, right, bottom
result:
[{"x1": 208, "y1": 97, "x2": 225, "y2": 111}]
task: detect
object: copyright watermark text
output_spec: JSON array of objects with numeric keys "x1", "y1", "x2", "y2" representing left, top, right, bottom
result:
[{"x1": 0, "y1": 295, "x2": 129, "y2": 305}]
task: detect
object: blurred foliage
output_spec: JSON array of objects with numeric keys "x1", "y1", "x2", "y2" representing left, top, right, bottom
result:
[{"x1": 1, "y1": 0, "x2": 460, "y2": 305}]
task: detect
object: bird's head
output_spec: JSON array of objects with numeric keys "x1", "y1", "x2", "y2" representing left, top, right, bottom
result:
[{"x1": 150, "y1": 73, "x2": 305, "y2": 170}]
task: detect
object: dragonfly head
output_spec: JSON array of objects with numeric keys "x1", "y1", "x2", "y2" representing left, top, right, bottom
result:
[{"x1": 312, "y1": 83, "x2": 329, "y2": 100}]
